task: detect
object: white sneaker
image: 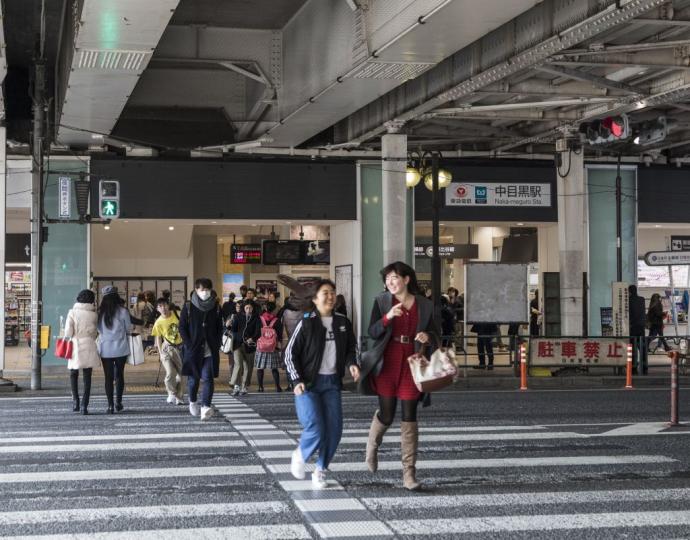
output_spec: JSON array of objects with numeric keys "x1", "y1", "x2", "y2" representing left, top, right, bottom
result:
[
  {"x1": 166, "y1": 394, "x2": 175, "y2": 404},
  {"x1": 290, "y1": 448, "x2": 305, "y2": 480},
  {"x1": 200, "y1": 406, "x2": 214, "y2": 421},
  {"x1": 311, "y1": 469, "x2": 328, "y2": 489},
  {"x1": 240, "y1": 386, "x2": 248, "y2": 396},
  {"x1": 231, "y1": 385, "x2": 240, "y2": 396},
  {"x1": 189, "y1": 401, "x2": 201, "y2": 417},
  {"x1": 175, "y1": 397, "x2": 185, "y2": 406}
]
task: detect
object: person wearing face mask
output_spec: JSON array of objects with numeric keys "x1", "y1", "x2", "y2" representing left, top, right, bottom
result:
[
  {"x1": 179, "y1": 278, "x2": 224, "y2": 421},
  {"x1": 358, "y1": 261, "x2": 439, "y2": 491},
  {"x1": 282, "y1": 277, "x2": 360, "y2": 490},
  {"x1": 64, "y1": 289, "x2": 101, "y2": 415},
  {"x1": 229, "y1": 301, "x2": 262, "y2": 396}
]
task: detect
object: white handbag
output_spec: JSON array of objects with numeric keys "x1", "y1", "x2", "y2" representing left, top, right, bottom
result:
[
  {"x1": 126, "y1": 334, "x2": 145, "y2": 366},
  {"x1": 221, "y1": 331, "x2": 233, "y2": 354},
  {"x1": 407, "y1": 345, "x2": 457, "y2": 393}
]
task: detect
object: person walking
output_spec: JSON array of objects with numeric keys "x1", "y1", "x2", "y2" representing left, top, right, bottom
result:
[
  {"x1": 230, "y1": 301, "x2": 261, "y2": 396},
  {"x1": 647, "y1": 293, "x2": 671, "y2": 353},
  {"x1": 152, "y1": 297, "x2": 185, "y2": 405},
  {"x1": 254, "y1": 302, "x2": 283, "y2": 392},
  {"x1": 628, "y1": 285, "x2": 647, "y2": 374},
  {"x1": 64, "y1": 289, "x2": 100, "y2": 415},
  {"x1": 279, "y1": 295, "x2": 303, "y2": 391},
  {"x1": 471, "y1": 322, "x2": 499, "y2": 370},
  {"x1": 358, "y1": 261, "x2": 438, "y2": 491},
  {"x1": 97, "y1": 287, "x2": 133, "y2": 414},
  {"x1": 179, "y1": 278, "x2": 224, "y2": 421},
  {"x1": 283, "y1": 278, "x2": 360, "y2": 489},
  {"x1": 221, "y1": 293, "x2": 238, "y2": 380}
]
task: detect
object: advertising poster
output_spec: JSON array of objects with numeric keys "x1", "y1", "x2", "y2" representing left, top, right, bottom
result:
[{"x1": 223, "y1": 273, "x2": 244, "y2": 298}]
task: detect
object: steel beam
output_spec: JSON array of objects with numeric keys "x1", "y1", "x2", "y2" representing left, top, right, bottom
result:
[
  {"x1": 340, "y1": 0, "x2": 669, "y2": 146},
  {"x1": 535, "y1": 64, "x2": 646, "y2": 95}
]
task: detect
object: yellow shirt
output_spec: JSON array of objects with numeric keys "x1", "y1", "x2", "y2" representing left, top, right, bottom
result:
[{"x1": 151, "y1": 313, "x2": 182, "y2": 346}]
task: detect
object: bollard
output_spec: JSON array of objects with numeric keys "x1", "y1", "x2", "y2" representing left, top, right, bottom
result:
[
  {"x1": 625, "y1": 343, "x2": 634, "y2": 389},
  {"x1": 520, "y1": 343, "x2": 528, "y2": 391},
  {"x1": 669, "y1": 351, "x2": 680, "y2": 426}
]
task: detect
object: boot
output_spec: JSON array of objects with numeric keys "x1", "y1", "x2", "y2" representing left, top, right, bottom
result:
[
  {"x1": 400, "y1": 421, "x2": 421, "y2": 491},
  {"x1": 70, "y1": 370, "x2": 80, "y2": 412},
  {"x1": 82, "y1": 369, "x2": 92, "y2": 415},
  {"x1": 72, "y1": 398, "x2": 80, "y2": 412},
  {"x1": 365, "y1": 411, "x2": 389, "y2": 473}
]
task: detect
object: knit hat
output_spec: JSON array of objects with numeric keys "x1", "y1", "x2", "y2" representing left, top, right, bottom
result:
[{"x1": 101, "y1": 285, "x2": 118, "y2": 296}]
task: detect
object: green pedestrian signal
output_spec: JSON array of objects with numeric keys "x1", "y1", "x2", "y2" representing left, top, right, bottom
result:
[
  {"x1": 99, "y1": 180, "x2": 120, "y2": 219},
  {"x1": 101, "y1": 200, "x2": 118, "y2": 217}
]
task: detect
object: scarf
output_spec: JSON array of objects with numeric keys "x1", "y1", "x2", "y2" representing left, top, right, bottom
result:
[{"x1": 191, "y1": 291, "x2": 217, "y2": 313}]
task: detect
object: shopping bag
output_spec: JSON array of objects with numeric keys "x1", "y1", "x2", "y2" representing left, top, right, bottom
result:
[
  {"x1": 407, "y1": 341, "x2": 457, "y2": 393},
  {"x1": 126, "y1": 334, "x2": 145, "y2": 366},
  {"x1": 221, "y1": 331, "x2": 233, "y2": 354},
  {"x1": 55, "y1": 337, "x2": 73, "y2": 360}
]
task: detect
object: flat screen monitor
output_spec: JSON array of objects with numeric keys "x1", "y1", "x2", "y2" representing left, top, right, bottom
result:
[
  {"x1": 304, "y1": 240, "x2": 330, "y2": 265},
  {"x1": 262, "y1": 240, "x2": 304, "y2": 265}
]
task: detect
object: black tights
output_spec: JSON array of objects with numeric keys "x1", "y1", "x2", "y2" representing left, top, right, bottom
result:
[
  {"x1": 102, "y1": 357, "x2": 127, "y2": 406},
  {"x1": 256, "y1": 368, "x2": 281, "y2": 388},
  {"x1": 377, "y1": 396, "x2": 418, "y2": 425}
]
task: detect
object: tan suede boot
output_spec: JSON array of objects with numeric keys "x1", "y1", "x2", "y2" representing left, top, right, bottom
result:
[
  {"x1": 365, "y1": 411, "x2": 389, "y2": 473},
  {"x1": 400, "y1": 421, "x2": 421, "y2": 491}
]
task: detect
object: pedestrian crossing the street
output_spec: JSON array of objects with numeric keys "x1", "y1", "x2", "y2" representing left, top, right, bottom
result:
[{"x1": 1, "y1": 392, "x2": 690, "y2": 538}]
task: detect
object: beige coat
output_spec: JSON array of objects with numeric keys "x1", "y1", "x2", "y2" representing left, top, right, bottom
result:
[{"x1": 64, "y1": 303, "x2": 101, "y2": 370}]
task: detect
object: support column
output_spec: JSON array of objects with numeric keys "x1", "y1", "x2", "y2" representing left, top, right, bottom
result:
[
  {"x1": 381, "y1": 121, "x2": 408, "y2": 265},
  {"x1": 0, "y1": 127, "x2": 5, "y2": 377},
  {"x1": 557, "y1": 147, "x2": 585, "y2": 336}
]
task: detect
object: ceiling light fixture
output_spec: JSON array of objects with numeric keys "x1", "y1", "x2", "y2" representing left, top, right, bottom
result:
[
  {"x1": 168, "y1": 226, "x2": 175, "y2": 231},
  {"x1": 104, "y1": 225, "x2": 110, "y2": 230}
]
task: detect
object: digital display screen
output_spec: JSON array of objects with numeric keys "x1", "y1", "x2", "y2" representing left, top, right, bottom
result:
[
  {"x1": 231, "y1": 244, "x2": 262, "y2": 264},
  {"x1": 262, "y1": 241, "x2": 304, "y2": 265},
  {"x1": 303, "y1": 240, "x2": 330, "y2": 265}
]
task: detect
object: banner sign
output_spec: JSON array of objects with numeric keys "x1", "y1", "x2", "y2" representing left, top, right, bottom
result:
[
  {"x1": 530, "y1": 338, "x2": 629, "y2": 367},
  {"x1": 644, "y1": 251, "x2": 690, "y2": 266},
  {"x1": 59, "y1": 177, "x2": 71, "y2": 218},
  {"x1": 612, "y1": 282, "x2": 629, "y2": 337},
  {"x1": 446, "y1": 182, "x2": 551, "y2": 207}
]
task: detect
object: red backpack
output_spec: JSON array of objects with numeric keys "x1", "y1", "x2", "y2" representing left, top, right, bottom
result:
[{"x1": 257, "y1": 318, "x2": 278, "y2": 353}]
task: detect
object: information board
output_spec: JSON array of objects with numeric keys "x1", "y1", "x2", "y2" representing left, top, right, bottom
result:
[{"x1": 465, "y1": 263, "x2": 529, "y2": 324}]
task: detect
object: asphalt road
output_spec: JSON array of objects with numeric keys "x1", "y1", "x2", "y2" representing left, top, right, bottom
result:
[{"x1": 0, "y1": 386, "x2": 689, "y2": 539}]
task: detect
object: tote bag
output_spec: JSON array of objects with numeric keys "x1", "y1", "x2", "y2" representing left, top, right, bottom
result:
[
  {"x1": 126, "y1": 334, "x2": 145, "y2": 366},
  {"x1": 221, "y1": 331, "x2": 233, "y2": 354},
  {"x1": 407, "y1": 343, "x2": 457, "y2": 393},
  {"x1": 55, "y1": 337, "x2": 73, "y2": 360}
]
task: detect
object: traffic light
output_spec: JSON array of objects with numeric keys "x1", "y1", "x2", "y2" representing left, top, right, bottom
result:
[
  {"x1": 579, "y1": 114, "x2": 630, "y2": 145},
  {"x1": 634, "y1": 116, "x2": 671, "y2": 146},
  {"x1": 99, "y1": 180, "x2": 120, "y2": 219}
]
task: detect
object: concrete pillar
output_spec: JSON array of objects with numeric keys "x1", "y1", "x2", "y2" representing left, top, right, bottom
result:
[
  {"x1": 381, "y1": 122, "x2": 408, "y2": 265},
  {"x1": 556, "y1": 148, "x2": 586, "y2": 336},
  {"x1": 0, "y1": 127, "x2": 5, "y2": 376}
]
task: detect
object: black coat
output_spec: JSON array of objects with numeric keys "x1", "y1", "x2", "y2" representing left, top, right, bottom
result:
[
  {"x1": 178, "y1": 301, "x2": 223, "y2": 378},
  {"x1": 230, "y1": 314, "x2": 262, "y2": 353},
  {"x1": 358, "y1": 292, "x2": 439, "y2": 397},
  {"x1": 629, "y1": 294, "x2": 646, "y2": 335},
  {"x1": 283, "y1": 312, "x2": 357, "y2": 386}
]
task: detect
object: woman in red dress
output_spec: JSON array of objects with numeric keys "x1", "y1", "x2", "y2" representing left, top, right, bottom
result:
[{"x1": 360, "y1": 261, "x2": 438, "y2": 490}]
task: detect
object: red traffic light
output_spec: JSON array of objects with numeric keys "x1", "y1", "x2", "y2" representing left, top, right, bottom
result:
[{"x1": 602, "y1": 116, "x2": 625, "y2": 138}]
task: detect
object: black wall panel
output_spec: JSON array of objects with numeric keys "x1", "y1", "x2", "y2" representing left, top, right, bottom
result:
[
  {"x1": 637, "y1": 166, "x2": 690, "y2": 223},
  {"x1": 89, "y1": 159, "x2": 357, "y2": 220},
  {"x1": 414, "y1": 160, "x2": 558, "y2": 222}
]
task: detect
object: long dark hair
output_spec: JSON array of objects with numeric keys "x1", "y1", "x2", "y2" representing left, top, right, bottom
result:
[
  {"x1": 277, "y1": 275, "x2": 336, "y2": 312},
  {"x1": 380, "y1": 261, "x2": 422, "y2": 296},
  {"x1": 98, "y1": 293, "x2": 121, "y2": 329},
  {"x1": 649, "y1": 293, "x2": 661, "y2": 308}
]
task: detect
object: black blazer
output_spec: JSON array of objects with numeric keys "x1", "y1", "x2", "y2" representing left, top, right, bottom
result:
[
  {"x1": 179, "y1": 301, "x2": 223, "y2": 378},
  {"x1": 358, "y1": 291, "x2": 439, "y2": 397}
]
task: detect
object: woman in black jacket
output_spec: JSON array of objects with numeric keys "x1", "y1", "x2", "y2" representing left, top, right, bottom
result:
[
  {"x1": 229, "y1": 301, "x2": 262, "y2": 395},
  {"x1": 283, "y1": 278, "x2": 360, "y2": 490},
  {"x1": 647, "y1": 293, "x2": 670, "y2": 352}
]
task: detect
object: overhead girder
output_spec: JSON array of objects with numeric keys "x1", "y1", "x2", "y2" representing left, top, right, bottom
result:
[
  {"x1": 55, "y1": 0, "x2": 180, "y2": 146},
  {"x1": 534, "y1": 64, "x2": 646, "y2": 95},
  {"x1": 332, "y1": 0, "x2": 671, "y2": 147}
]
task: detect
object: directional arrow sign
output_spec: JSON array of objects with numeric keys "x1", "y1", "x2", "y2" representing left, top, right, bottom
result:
[{"x1": 644, "y1": 250, "x2": 690, "y2": 266}]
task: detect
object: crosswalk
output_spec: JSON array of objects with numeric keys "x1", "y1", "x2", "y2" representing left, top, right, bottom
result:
[{"x1": 1, "y1": 392, "x2": 690, "y2": 539}]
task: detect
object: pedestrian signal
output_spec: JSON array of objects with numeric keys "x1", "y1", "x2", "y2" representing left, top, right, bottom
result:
[{"x1": 99, "y1": 180, "x2": 120, "y2": 219}]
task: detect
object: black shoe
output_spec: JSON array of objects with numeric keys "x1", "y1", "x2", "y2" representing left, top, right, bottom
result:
[
  {"x1": 276, "y1": 386, "x2": 283, "y2": 393},
  {"x1": 115, "y1": 403, "x2": 123, "y2": 412},
  {"x1": 487, "y1": 365, "x2": 494, "y2": 371},
  {"x1": 82, "y1": 407, "x2": 89, "y2": 415},
  {"x1": 106, "y1": 406, "x2": 114, "y2": 414},
  {"x1": 72, "y1": 399, "x2": 80, "y2": 412},
  {"x1": 257, "y1": 386, "x2": 264, "y2": 393}
]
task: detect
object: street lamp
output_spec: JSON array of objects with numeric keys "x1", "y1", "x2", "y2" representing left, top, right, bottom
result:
[{"x1": 407, "y1": 151, "x2": 453, "y2": 327}]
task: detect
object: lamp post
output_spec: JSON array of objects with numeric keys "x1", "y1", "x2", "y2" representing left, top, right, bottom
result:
[{"x1": 407, "y1": 151, "x2": 452, "y2": 328}]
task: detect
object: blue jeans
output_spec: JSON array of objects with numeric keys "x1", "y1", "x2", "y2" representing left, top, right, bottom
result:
[
  {"x1": 295, "y1": 374, "x2": 343, "y2": 470},
  {"x1": 188, "y1": 356, "x2": 214, "y2": 407}
]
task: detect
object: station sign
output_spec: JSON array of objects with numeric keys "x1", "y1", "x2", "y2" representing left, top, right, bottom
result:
[
  {"x1": 644, "y1": 250, "x2": 690, "y2": 266},
  {"x1": 231, "y1": 244, "x2": 262, "y2": 264},
  {"x1": 529, "y1": 338, "x2": 629, "y2": 367},
  {"x1": 414, "y1": 244, "x2": 479, "y2": 259},
  {"x1": 446, "y1": 182, "x2": 551, "y2": 207},
  {"x1": 671, "y1": 236, "x2": 690, "y2": 251}
]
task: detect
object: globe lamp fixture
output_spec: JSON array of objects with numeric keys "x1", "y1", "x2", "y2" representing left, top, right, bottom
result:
[
  {"x1": 405, "y1": 166, "x2": 422, "y2": 188},
  {"x1": 424, "y1": 168, "x2": 453, "y2": 191}
]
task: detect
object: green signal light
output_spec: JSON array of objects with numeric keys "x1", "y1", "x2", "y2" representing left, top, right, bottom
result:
[{"x1": 101, "y1": 200, "x2": 118, "y2": 217}]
